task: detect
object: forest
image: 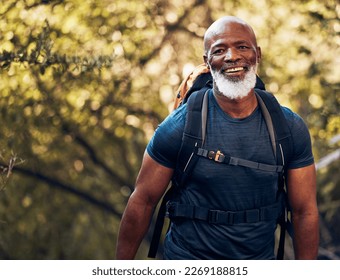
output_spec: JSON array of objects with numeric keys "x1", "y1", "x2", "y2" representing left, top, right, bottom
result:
[{"x1": 0, "y1": 0, "x2": 339, "y2": 259}]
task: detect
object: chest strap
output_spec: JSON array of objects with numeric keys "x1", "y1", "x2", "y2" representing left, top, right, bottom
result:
[
  {"x1": 166, "y1": 202, "x2": 281, "y2": 225},
  {"x1": 197, "y1": 148, "x2": 284, "y2": 173}
]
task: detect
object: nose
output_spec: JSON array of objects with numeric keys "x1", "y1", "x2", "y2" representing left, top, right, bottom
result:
[{"x1": 224, "y1": 48, "x2": 237, "y2": 61}]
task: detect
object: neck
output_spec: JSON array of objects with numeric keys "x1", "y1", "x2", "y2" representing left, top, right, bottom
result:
[{"x1": 213, "y1": 89, "x2": 258, "y2": 118}]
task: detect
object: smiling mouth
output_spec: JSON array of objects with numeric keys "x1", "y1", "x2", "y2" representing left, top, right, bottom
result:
[{"x1": 223, "y1": 67, "x2": 246, "y2": 73}]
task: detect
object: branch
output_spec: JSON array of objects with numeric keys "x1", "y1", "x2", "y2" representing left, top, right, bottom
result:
[
  {"x1": 61, "y1": 122, "x2": 134, "y2": 190},
  {"x1": 9, "y1": 164, "x2": 122, "y2": 218},
  {"x1": 0, "y1": 1, "x2": 16, "y2": 16},
  {"x1": 316, "y1": 149, "x2": 340, "y2": 170},
  {"x1": 0, "y1": 152, "x2": 25, "y2": 191},
  {"x1": 0, "y1": 21, "x2": 114, "y2": 74},
  {"x1": 139, "y1": 0, "x2": 207, "y2": 65}
]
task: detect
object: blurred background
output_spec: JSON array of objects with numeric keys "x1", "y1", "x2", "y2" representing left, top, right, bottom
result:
[{"x1": 0, "y1": 0, "x2": 339, "y2": 260}]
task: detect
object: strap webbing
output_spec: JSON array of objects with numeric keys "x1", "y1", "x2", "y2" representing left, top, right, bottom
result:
[
  {"x1": 255, "y1": 89, "x2": 293, "y2": 162},
  {"x1": 147, "y1": 188, "x2": 174, "y2": 258},
  {"x1": 256, "y1": 94, "x2": 276, "y2": 156},
  {"x1": 201, "y1": 90, "x2": 209, "y2": 146},
  {"x1": 255, "y1": 89, "x2": 294, "y2": 260},
  {"x1": 175, "y1": 89, "x2": 208, "y2": 184},
  {"x1": 167, "y1": 202, "x2": 281, "y2": 225},
  {"x1": 196, "y1": 148, "x2": 284, "y2": 173}
]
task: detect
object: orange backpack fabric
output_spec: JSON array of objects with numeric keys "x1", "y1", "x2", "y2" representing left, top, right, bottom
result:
[{"x1": 173, "y1": 64, "x2": 210, "y2": 109}]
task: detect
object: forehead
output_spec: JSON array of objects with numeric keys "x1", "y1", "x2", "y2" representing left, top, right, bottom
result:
[{"x1": 205, "y1": 21, "x2": 256, "y2": 50}]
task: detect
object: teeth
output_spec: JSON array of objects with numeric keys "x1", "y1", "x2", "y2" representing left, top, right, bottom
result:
[{"x1": 225, "y1": 67, "x2": 244, "y2": 73}]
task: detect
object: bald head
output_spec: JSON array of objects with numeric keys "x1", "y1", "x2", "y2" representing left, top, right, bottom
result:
[{"x1": 204, "y1": 16, "x2": 258, "y2": 55}]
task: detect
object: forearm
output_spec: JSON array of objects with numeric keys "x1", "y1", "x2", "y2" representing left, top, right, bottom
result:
[
  {"x1": 292, "y1": 210, "x2": 319, "y2": 259},
  {"x1": 287, "y1": 164, "x2": 319, "y2": 259},
  {"x1": 116, "y1": 152, "x2": 174, "y2": 259},
  {"x1": 116, "y1": 196, "x2": 154, "y2": 260}
]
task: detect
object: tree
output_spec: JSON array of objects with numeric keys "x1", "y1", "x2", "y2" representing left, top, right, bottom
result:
[{"x1": 0, "y1": 0, "x2": 339, "y2": 259}]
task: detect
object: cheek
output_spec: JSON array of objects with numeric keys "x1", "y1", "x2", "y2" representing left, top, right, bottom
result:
[
  {"x1": 247, "y1": 52, "x2": 259, "y2": 64},
  {"x1": 207, "y1": 56, "x2": 223, "y2": 69}
]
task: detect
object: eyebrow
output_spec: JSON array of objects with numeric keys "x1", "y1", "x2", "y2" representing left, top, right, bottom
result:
[
  {"x1": 232, "y1": 40, "x2": 251, "y2": 45},
  {"x1": 210, "y1": 40, "x2": 251, "y2": 49}
]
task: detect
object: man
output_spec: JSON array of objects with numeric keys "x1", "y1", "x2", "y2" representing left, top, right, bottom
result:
[{"x1": 116, "y1": 16, "x2": 319, "y2": 260}]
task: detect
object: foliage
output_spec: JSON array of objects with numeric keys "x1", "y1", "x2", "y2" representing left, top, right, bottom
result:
[{"x1": 0, "y1": 0, "x2": 339, "y2": 259}]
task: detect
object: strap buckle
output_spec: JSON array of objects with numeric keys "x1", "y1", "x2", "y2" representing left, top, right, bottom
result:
[
  {"x1": 245, "y1": 209, "x2": 260, "y2": 223},
  {"x1": 208, "y1": 210, "x2": 221, "y2": 224},
  {"x1": 208, "y1": 150, "x2": 225, "y2": 163},
  {"x1": 208, "y1": 210, "x2": 233, "y2": 224}
]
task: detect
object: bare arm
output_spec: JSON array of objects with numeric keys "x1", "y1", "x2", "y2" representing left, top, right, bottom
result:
[
  {"x1": 115, "y1": 152, "x2": 174, "y2": 259},
  {"x1": 287, "y1": 164, "x2": 319, "y2": 259}
]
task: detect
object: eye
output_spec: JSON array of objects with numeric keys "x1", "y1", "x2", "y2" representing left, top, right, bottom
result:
[
  {"x1": 212, "y1": 49, "x2": 224, "y2": 55},
  {"x1": 238, "y1": 45, "x2": 249, "y2": 49}
]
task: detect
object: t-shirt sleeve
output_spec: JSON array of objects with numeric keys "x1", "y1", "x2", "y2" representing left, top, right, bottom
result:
[
  {"x1": 283, "y1": 107, "x2": 315, "y2": 169},
  {"x1": 146, "y1": 105, "x2": 186, "y2": 169}
]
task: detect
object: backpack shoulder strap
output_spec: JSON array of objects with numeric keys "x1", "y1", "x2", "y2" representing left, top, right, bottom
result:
[
  {"x1": 147, "y1": 88, "x2": 209, "y2": 258},
  {"x1": 255, "y1": 89, "x2": 294, "y2": 259},
  {"x1": 255, "y1": 89, "x2": 293, "y2": 165},
  {"x1": 173, "y1": 88, "x2": 209, "y2": 185}
]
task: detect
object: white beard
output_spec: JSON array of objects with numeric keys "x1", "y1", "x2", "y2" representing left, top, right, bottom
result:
[{"x1": 210, "y1": 65, "x2": 257, "y2": 100}]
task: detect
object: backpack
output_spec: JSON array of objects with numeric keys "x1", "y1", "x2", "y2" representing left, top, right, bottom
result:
[{"x1": 148, "y1": 64, "x2": 294, "y2": 259}]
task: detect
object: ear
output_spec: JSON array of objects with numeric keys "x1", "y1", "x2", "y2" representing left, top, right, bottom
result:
[
  {"x1": 203, "y1": 55, "x2": 210, "y2": 69},
  {"x1": 256, "y1": 46, "x2": 262, "y2": 64}
]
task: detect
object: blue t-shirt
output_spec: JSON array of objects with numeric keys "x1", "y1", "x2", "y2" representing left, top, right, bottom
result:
[{"x1": 147, "y1": 89, "x2": 314, "y2": 259}]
